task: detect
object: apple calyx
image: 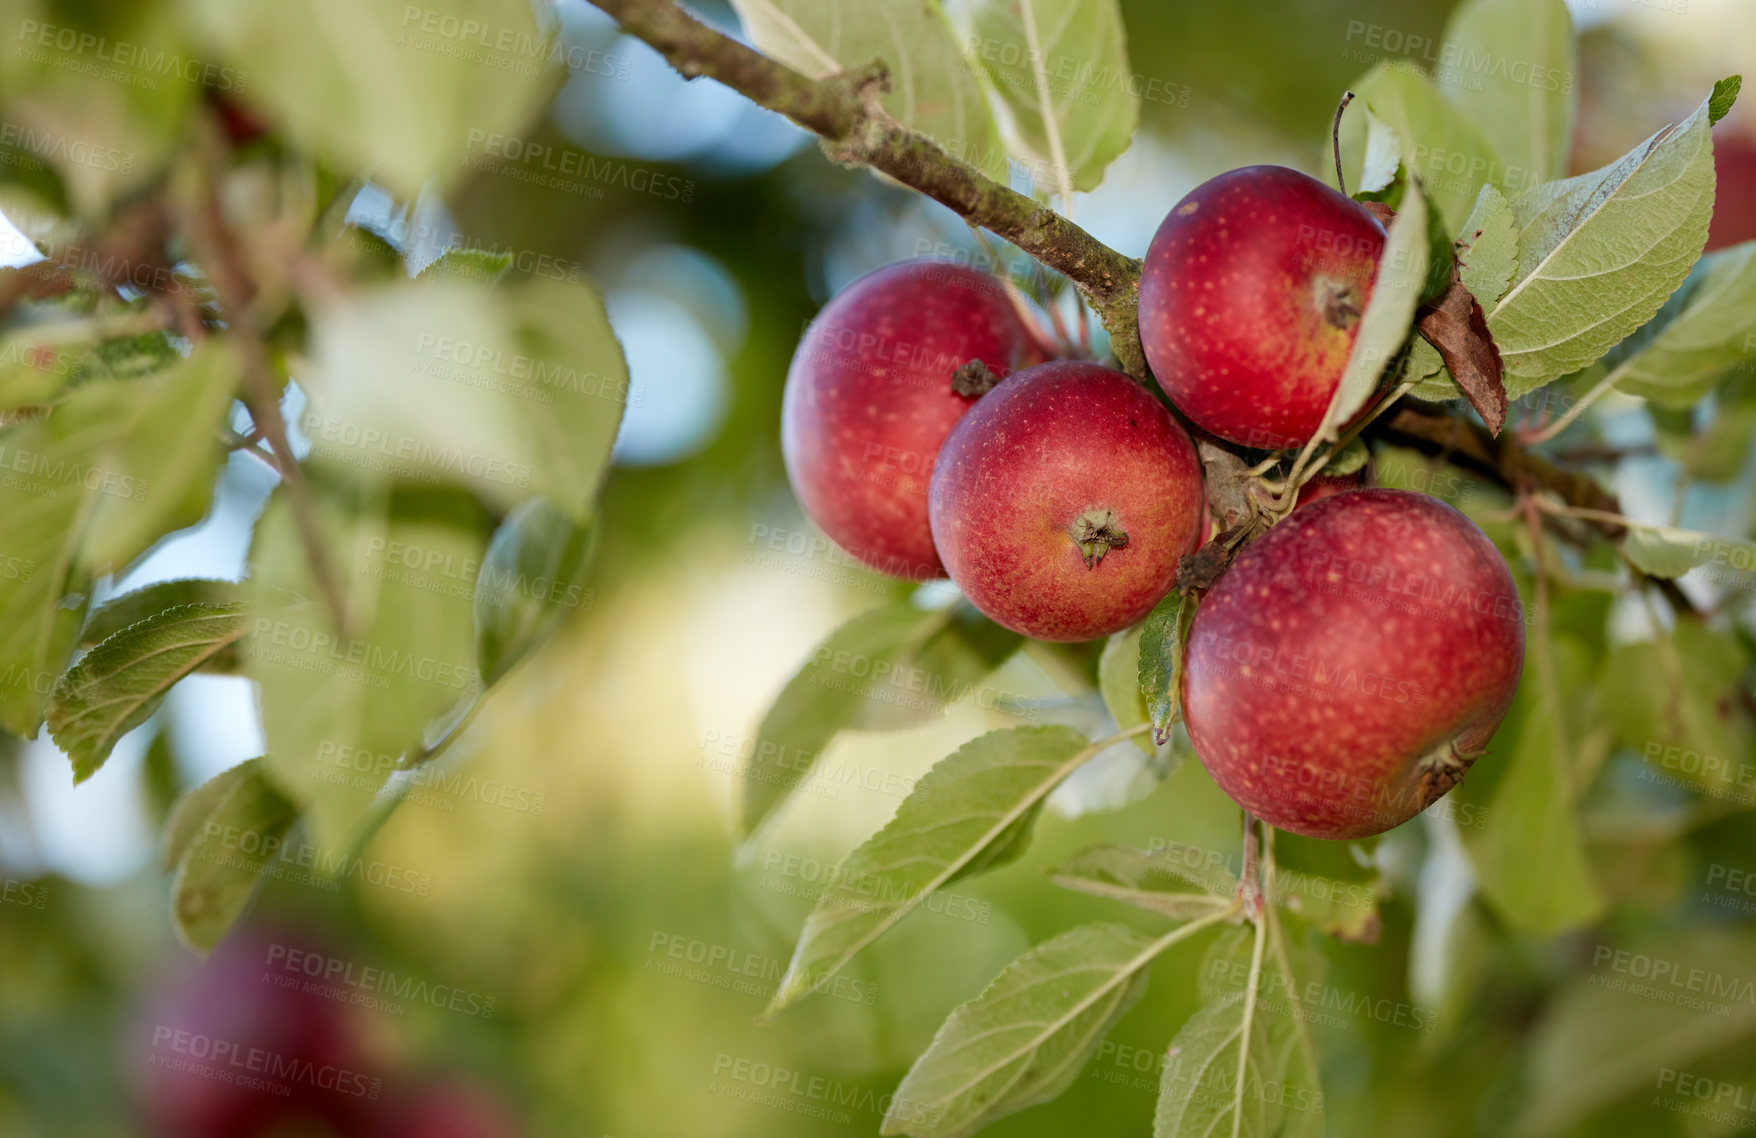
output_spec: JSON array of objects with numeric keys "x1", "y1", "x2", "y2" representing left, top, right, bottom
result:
[
  {"x1": 1412, "y1": 739, "x2": 1484, "y2": 811},
  {"x1": 1069, "y1": 508, "x2": 1129, "y2": 568},
  {"x1": 1315, "y1": 277, "x2": 1364, "y2": 330},
  {"x1": 950, "y1": 359, "x2": 1001, "y2": 396}
]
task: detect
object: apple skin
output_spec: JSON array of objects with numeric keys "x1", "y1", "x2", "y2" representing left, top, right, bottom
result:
[
  {"x1": 1182, "y1": 488, "x2": 1523, "y2": 839},
  {"x1": 1138, "y1": 165, "x2": 1385, "y2": 449},
  {"x1": 782, "y1": 260, "x2": 1049, "y2": 580},
  {"x1": 1295, "y1": 472, "x2": 1363, "y2": 510},
  {"x1": 928, "y1": 361, "x2": 1205, "y2": 642},
  {"x1": 139, "y1": 930, "x2": 380, "y2": 1138},
  {"x1": 382, "y1": 1080, "x2": 520, "y2": 1138}
]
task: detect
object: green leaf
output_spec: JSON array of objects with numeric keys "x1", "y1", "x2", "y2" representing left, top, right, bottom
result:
[
  {"x1": 0, "y1": 345, "x2": 234, "y2": 736},
  {"x1": 1436, "y1": 0, "x2": 1576, "y2": 183},
  {"x1": 474, "y1": 498, "x2": 596, "y2": 686},
  {"x1": 301, "y1": 275, "x2": 629, "y2": 518},
  {"x1": 418, "y1": 247, "x2": 515, "y2": 286},
  {"x1": 1488, "y1": 88, "x2": 1720, "y2": 396},
  {"x1": 170, "y1": 758, "x2": 298, "y2": 954},
  {"x1": 80, "y1": 580, "x2": 242, "y2": 648},
  {"x1": 1099, "y1": 623, "x2": 1150, "y2": 751},
  {"x1": 1267, "y1": 832, "x2": 1381, "y2": 942},
  {"x1": 1456, "y1": 631, "x2": 1605, "y2": 935},
  {"x1": 1604, "y1": 242, "x2": 1756, "y2": 406},
  {"x1": 1517, "y1": 927, "x2": 1756, "y2": 1135},
  {"x1": 1457, "y1": 183, "x2": 1521, "y2": 309},
  {"x1": 1138, "y1": 590, "x2": 1196, "y2": 745},
  {"x1": 1710, "y1": 75, "x2": 1743, "y2": 124},
  {"x1": 737, "y1": 599, "x2": 1020, "y2": 839},
  {"x1": 729, "y1": 0, "x2": 1006, "y2": 180},
  {"x1": 244, "y1": 481, "x2": 484, "y2": 851},
  {"x1": 1048, "y1": 844, "x2": 1238, "y2": 918},
  {"x1": 765, "y1": 724, "x2": 1093, "y2": 1017},
  {"x1": 1651, "y1": 369, "x2": 1756, "y2": 480},
  {"x1": 1599, "y1": 620, "x2": 1752, "y2": 798},
  {"x1": 953, "y1": 0, "x2": 1139, "y2": 193},
  {"x1": 884, "y1": 919, "x2": 1228, "y2": 1138},
  {"x1": 47, "y1": 602, "x2": 250, "y2": 783},
  {"x1": 1154, "y1": 923, "x2": 1281, "y2": 1138},
  {"x1": 1355, "y1": 62, "x2": 1500, "y2": 232},
  {"x1": 1355, "y1": 109, "x2": 1401, "y2": 196},
  {"x1": 1620, "y1": 524, "x2": 1749, "y2": 579},
  {"x1": 177, "y1": 0, "x2": 557, "y2": 197},
  {"x1": 0, "y1": 0, "x2": 195, "y2": 216},
  {"x1": 163, "y1": 760, "x2": 256, "y2": 872},
  {"x1": 1318, "y1": 177, "x2": 1428, "y2": 440}
]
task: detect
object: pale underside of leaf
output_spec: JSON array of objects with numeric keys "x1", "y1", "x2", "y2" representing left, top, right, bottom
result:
[{"x1": 1488, "y1": 94, "x2": 1716, "y2": 393}]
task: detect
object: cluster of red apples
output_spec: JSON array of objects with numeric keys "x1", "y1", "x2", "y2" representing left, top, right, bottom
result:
[{"x1": 782, "y1": 165, "x2": 1524, "y2": 840}]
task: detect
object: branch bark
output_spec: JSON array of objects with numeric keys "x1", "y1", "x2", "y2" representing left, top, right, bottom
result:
[{"x1": 584, "y1": 0, "x2": 1146, "y2": 374}]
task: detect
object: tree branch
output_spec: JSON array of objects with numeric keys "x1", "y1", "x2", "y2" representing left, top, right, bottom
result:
[
  {"x1": 585, "y1": 0, "x2": 1147, "y2": 374},
  {"x1": 189, "y1": 116, "x2": 354, "y2": 637},
  {"x1": 591, "y1": 0, "x2": 1703, "y2": 614}
]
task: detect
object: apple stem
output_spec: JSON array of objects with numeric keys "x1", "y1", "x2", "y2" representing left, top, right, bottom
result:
[
  {"x1": 1069, "y1": 508, "x2": 1129, "y2": 568},
  {"x1": 1331, "y1": 90, "x2": 1356, "y2": 196},
  {"x1": 1237, "y1": 812, "x2": 1263, "y2": 916}
]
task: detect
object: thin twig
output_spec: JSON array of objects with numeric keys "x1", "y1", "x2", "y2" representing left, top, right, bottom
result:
[
  {"x1": 585, "y1": 0, "x2": 1146, "y2": 373},
  {"x1": 189, "y1": 115, "x2": 352, "y2": 636}
]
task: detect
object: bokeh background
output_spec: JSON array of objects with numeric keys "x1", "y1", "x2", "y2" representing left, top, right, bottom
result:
[{"x1": 3, "y1": 0, "x2": 1755, "y2": 1135}]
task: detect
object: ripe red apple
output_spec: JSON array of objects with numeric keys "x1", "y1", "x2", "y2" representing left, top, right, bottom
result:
[
  {"x1": 1138, "y1": 165, "x2": 1385, "y2": 449},
  {"x1": 782, "y1": 260, "x2": 1049, "y2": 580},
  {"x1": 382, "y1": 1079, "x2": 520, "y2": 1138},
  {"x1": 1295, "y1": 472, "x2": 1363, "y2": 510},
  {"x1": 139, "y1": 930, "x2": 381, "y2": 1138},
  {"x1": 928, "y1": 361, "x2": 1205, "y2": 642},
  {"x1": 1182, "y1": 488, "x2": 1523, "y2": 839}
]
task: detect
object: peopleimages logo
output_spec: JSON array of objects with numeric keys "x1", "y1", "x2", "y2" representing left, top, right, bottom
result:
[{"x1": 148, "y1": 1027, "x2": 381, "y2": 1099}]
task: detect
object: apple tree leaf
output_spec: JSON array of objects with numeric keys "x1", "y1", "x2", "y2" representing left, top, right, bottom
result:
[
  {"x1": 0, "y1": 344, "x2": 234, "y2": 736},
  {"x1": 1316, "y1": 177, "x2": 1428, "y2": 442},
  {"x1": 244, "y1": 481, "x2": 485, "y2": 852},
  {"x1": 884, "y1": 918, "x2": 1232, "y2": 1137},
  {"x1": 1048, "y1": 844, "x2": 1237, "y2": 917},
  {"x1": 301, "y1": 275, "x2": 629, "y2": 518},
  {"x1": 1435, "y1": 0, "x2": 1576, "y2": 183},
  {"x1": 1517, "y1": 927, "x2": 1756, "y2": 1135},
  {"x1": 177, "y1": 0, "x2": 558, "y2": 197},
  {"x1": 169, "y1": 758, "x2": 298, "y2": 954},
  {"x1": 47, "y1": 602, "x2": 251, "y2": 783},
  {"x1": 1603, "y1": 241, "x2": 1756, "y2": 407},
  {"x1": 1488, "y1": 84, "x2": 1728, "y2": 396},
  {"x1": 765, "y1": 724, "x2": 1094, "y2": 1017},
  {"x1": 738, "y1": 599, "x2": 1021, "y2": 840},
  {"x1": 729, "y1": 0, "x2": 1006, "y2": 180},
  {"x1": 1599, "y1": 620, "x2": 1752, "y2": 799},
  {"x1": 1454, "y1": 630, "x2": 1605, "y2": 936},
  {"x1": 1408, "y1": 182, "x2": 1519, "y2": 399},
  {"x1": 79, "y1": 579, "x2": 242, "y2": 648},
  {"x1": 474, "y1": 498, "x2": 596, "y2": 686},
  {"x1": 1138, "y1": 590, "x2": 1197, "y2": 746},
  {"x1": 1356, "y1": 62, "x2": 1500, "y2": 232},
  {"x1": 952, "y1": 0, "x2": 1139, "y2": 193}
]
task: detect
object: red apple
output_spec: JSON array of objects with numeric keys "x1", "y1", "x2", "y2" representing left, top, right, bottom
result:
[
  {"x1": 928, "y1": 361, "x2": 1205, "y2": 642},
  {"x1": 782, "y1": 260, "x2": 1049, "y2": 580},
  {"x1": 1138, "y1": 165, "x2": 1385, "y2": 449},
  {"x1": 1182, "y1": 488, "x2": 1523, "y2": 839},
  {"x1": 139, "y1": 930, "x2": 382, "y2": 1138},
  {"x1": 382, "y1": 1079, "x2": 520, "y2": 1138},
  {"x1": 1295, "y1": 472, "x2": 1363, "y2": 510}
]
